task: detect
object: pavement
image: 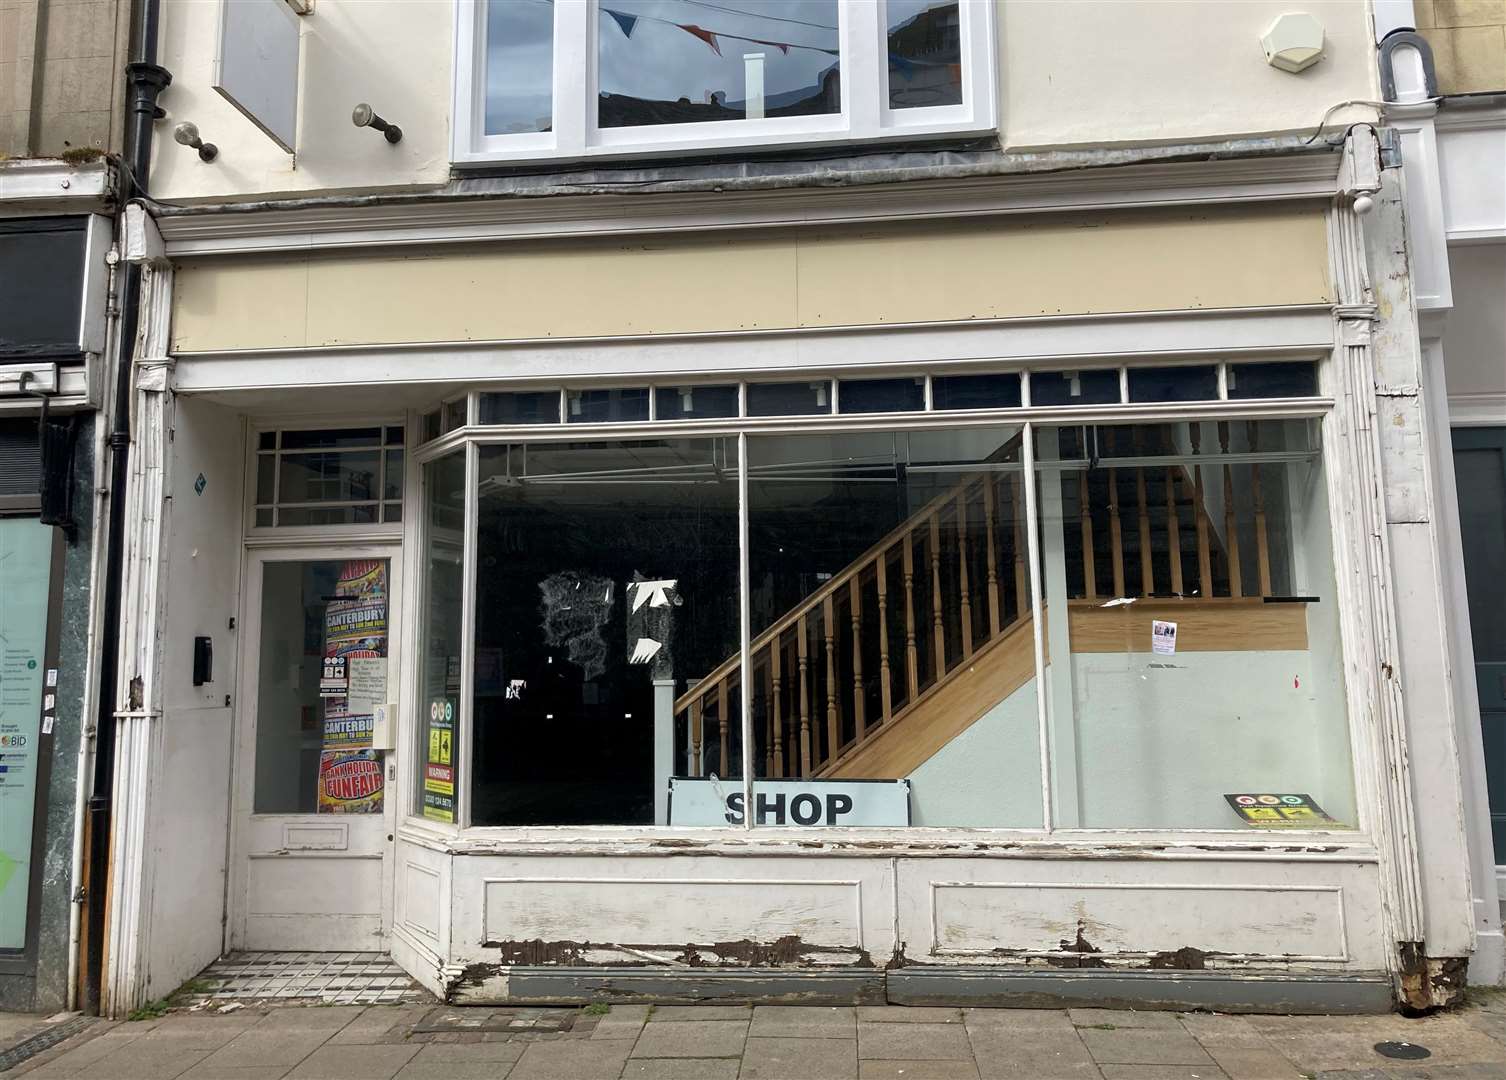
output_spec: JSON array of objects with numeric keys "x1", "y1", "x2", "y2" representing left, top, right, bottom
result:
[{"x1": 4, "y1": 995, "x2": 1506, "y2": 1079}]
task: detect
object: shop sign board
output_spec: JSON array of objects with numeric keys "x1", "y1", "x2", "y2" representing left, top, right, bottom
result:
[
  {"x1": 669, "y1": 778, "x2": 910, "y2": 827},
  {"x1": 423, "y1": 696, "x2": 457, "y2": 823},
  {"x1": 0, "y1": 520, "x2": 51, "y2": 949}
]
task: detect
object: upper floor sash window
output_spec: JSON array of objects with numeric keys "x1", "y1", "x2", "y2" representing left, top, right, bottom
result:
[{"x1": 453, "y1": 0, "x2": 996, "y2": 164}]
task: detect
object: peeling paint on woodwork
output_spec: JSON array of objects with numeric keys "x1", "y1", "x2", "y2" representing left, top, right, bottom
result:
[
  {"x1": 475, "y1": 936, "x2": 871, "y2": 970},
  {"x1": 1148, "y1": 946, "x2": 1209, "y2": 970},
  {"x1": 1395, "y1": 942, "x2": 1467, "y2": 1011}
]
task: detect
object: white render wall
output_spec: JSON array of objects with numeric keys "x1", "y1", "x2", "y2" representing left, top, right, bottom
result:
[{"x1": 147, "y1": 0, "x2": 1381, "y2": 203}]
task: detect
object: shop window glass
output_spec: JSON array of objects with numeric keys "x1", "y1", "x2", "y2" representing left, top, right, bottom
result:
[
  {"x1": 419, "y1": 453, "x2": 467, "y2": 823},
  {"x1": 480, "y1": 391, "x2": 561, "y2": 425},
  {"x1": 701, "y1": 426, "x2": 1041, "y2": 828},
  {"x1": 655, "y1": 384, "x2": 740, "y2": 421},
  {"x1": 1228, "y1": 361, "x2": 1319, "y2": 400},
  {"x1": 567, "y1": 387, "x2": 650, "y2": 424},
  {"x1": 485, "y1": 0, "x2": 553, "y2": 135},
  {"x1": 1035, "y1": 419, "x2": 1354, "y2": 830},
  {"x1": 886, "y1": 0, "x2": 962, "y2": 110},
  {"x1": 838, "y1": 377, "x2": 924, "y2": 414},
  {"x1": 471, "y1": 438, "x2": 741, "y2": 825},
  {"x1": 253, "y1": 428, "x2": 404, "y2": 528},
  {"x1": 1126, "y1": 365, "x2": 1218, "y2": 403},
  {"x1": 932, "y1": 373, "x2": 1020, "y2": 411},
  {"x1": 1029, "y1": 369, "x2": 1121, "y2": 407},
  {"x1": 747, "y1": 380, "x2": 832, "y2": 417},
  {"x1": 597, "y1": 1, "x2": 841, "y2": 130},
  {"x1": 443, "y1": 399, "x2": 468, "y2": 433}
]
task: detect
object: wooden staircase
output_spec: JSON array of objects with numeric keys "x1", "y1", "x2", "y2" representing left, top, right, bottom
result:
[{"x1": 675, "y1": 421, "x2": 1291, "y2": 782}]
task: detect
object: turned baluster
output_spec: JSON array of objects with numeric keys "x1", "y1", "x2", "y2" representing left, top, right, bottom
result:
[
  {"x1": 690, "y1": 696, "x2": 703, "y2": 778},
  {"x1": 1165, "y1": 464, "x2": 1184, "y2": 596},
  {"x1": 1107, "y1": 431, "x2": 1125, "y2": 598},
  {"x1": 902, "y1": 532, "x2": 919, "y2": 701},
  {"x1": 797, "y1": 614, "x2": 811, "y2": 776},
  {"x1": 1249, "y1": 421, "x2": 1272, "y2": 597},
  {"x1": 770, "y1": 639, "x2": 784, "y2": 778},
  {"x1": 718, "y1": 679, "x2": 730, "y2": 778},
  {"x1": 957, "y1": 493, "x2": 973, "y2": 658},
  {"x1": 876, "y1": 549, "x2": 893, "y2": 723},
  {"x1": 929, "y1": 513, "x2": 946, "y2": 676},
  {"x1": 983, "y1": 476, "x2": 1001, "y2": 636},
  {"x1": 1079, "y1": 471, "x2": 1097, "y2": 600},
  {"x1": 823, "y1": 594, "x2": 839, "y2": 762},
  {"x1": 849, "y1": 577, "x2": 866, "y2": 739},
  {"x1": 1219, "y1": 421, "x2": 1242, "y2": 597},
  {"x1": 1012, "y1": 473, "x2": 1028, "y2": 616},
  {"x1": 1137, "y1": 466, "x2": 1154, "y2": 597},
  {"x1": 1190, "y1": 423, "x2": 1213, "y2": 598}
]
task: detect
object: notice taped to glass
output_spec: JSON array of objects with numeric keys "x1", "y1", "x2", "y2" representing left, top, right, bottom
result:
[
  {"x1": 423, "y1": 696, "x2": 456, "y2": 823},
  {"x1": 318, "y1": 749, "x2": 384, "y2": 813},
  {"x1": 1225, "y1": 793, "x2": 1336, "y2": 828}
]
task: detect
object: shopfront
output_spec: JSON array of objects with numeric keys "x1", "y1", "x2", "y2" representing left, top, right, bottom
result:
[{"x1": 112, "y1": 145, "x2": 1459, "y2": 1012}]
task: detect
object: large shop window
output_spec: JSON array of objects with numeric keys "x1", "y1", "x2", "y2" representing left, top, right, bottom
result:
[
  {"x1": 455, "y1": 0, "x2": 995, "y2": 164},
  {"x1": 423, "y1": 400, "x2": 1356, "y2": 834}
]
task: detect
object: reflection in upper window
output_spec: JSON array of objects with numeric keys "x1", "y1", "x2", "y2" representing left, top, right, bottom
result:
[
  {"x1": 597, "y1": 1, "x2": 841, "y2": 129},
  {"x1": 485, "y1": 0, "x2": 553, "y2": 135},
  {"x1": 886, "y1": 0, "x2": 962, "y2": 110}
]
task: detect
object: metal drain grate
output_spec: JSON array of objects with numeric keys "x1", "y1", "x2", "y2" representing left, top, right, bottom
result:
[
  {"x1": 0, "y1": 1015, "x2": 94, "y2": 1074},
  {"x1": 196, "y1": 952, "x2": 430, "y2": 1005}
]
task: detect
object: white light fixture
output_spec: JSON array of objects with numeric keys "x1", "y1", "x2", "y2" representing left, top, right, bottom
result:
[{"x1": 1262, "y1": 13, "x2": 1325, "y2": 74}]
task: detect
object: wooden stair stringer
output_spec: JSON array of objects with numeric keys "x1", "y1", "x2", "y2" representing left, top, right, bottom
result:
[{"x1": 817, "y1": 615, "x2": 1038, "y2": 781}]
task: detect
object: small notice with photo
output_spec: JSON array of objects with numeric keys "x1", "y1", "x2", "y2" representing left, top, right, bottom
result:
[
  {"x1": 1151, "y1": 619, "x2": 1177, "y2": 655},
  {"x1": 1225, "y1": 793, "x2": 1336, "y2": 828}
]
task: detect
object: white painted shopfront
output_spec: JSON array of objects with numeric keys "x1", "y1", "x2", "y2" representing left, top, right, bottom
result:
[{"x1": 97, "y1": 134, "x2": 1479, "y2": 1015}]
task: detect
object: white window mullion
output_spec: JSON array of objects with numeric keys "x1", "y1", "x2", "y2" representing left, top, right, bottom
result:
[
  {"x1": 555, "y1": 0, "x2": 591, "y2": 156},
  {"x1": 843, "y1": 0, "x2": 883, "y2": 141}
]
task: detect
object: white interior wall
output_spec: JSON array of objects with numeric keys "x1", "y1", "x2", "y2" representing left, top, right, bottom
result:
[
  {"x1": 906, "y1": 676, "x2": 1041, "y2": 827},
  {"x1": 143, "y1": 396, "x2": 243, "y2": 1001}
]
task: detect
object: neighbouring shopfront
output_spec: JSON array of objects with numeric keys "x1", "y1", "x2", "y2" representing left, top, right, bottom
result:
[{"x1": 105, "y1": 140, "x2": 1473, "y2": 1013}]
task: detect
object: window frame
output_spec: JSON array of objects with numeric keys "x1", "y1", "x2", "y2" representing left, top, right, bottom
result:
[
  {"x1": 405, "y1": 359, "x2": 1365, "y2": 839},
  {"x1": 451, "y1": 0, "x2": 998, "y2": 166}
]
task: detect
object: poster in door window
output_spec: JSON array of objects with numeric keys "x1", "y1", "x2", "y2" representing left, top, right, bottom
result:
[
  {"x1": 422, "y1": 696, "x2": 456, "y2": 823},
  {"x1": 318, "y1": 749, "x2": 384, "y2": 813},
  {"x1": 319, "y1": 561, "x2": 387, "y2": 804}
]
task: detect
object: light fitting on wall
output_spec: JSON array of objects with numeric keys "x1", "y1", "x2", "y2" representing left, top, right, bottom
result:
[
  {"x1": 352, "y1": 103, "x2": 402, "y2": 144},
  {"x1": 172, "y1": 121, "x2": 218, "y2": 162},
  {"x1": 1261, "y1": 13, "x2": 1325, "y2": 74}
]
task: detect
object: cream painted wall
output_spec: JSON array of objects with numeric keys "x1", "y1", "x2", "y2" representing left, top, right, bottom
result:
[
  {"x1": 170, "y1": 204, "x2": 1333, "y2": 353},
  {"x1": 148, "y1": 0, "x2": 1378, "y2": 203},
  {"x1": 1000, "y1": 0, "x2": 1380, "y2": 151}
]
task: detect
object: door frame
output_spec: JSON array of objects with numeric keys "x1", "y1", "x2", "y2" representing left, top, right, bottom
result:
[{"x1": 227, "y1": 540, "x2": 405, "y2": 953}]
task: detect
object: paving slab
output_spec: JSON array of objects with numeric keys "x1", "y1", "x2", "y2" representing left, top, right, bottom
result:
[
  {"x1": 1070, "y1": 1009, "x2": 1184, "y2": 1031},
  {"x1": 195, "y1": 1029, "x2": 331, "y2": 1070},
  {"x1": 176, "y1": 1065, "x2": 293, "y2": 1080},
  {"x1": 859, "y1": 1059, "x2": 982, "y2": 1078},
  {"x1": 648, "y1": 1006, "x2": 752, "y2": 1022},
  {"x1": 968, "y1": 1028, "x2": 1103, "y2": 1080},
  {"x1": 73, "y1": 1043, "x2": 213, "y2": 1079},
  {"x1": 1203, "y1": 1045, "x2": 1306, "y2": 1079},
  {"x1": 392, "y1": 1060, "x2": 512, "y2": 1080},
  {"x1": 250, "y1": 1009, "x2": 367, "y2": 1035},
  {"x1": 965, "y1": 1009, "x2": 1076, "y2": 1033},
  {"x1": 1177, "y1": 1013, "x2": 1276, "y2": 1049},
  {"x1": 621, "y1": 1057, "x2": 740, "y2": 1078},
  {"x1": 860, "y1": 1021, "x2": 972, "y2": 1060},
  {"x1": 285, "y1": 1044, "x2": 420, "y2": 1079},
  {"x1": 1099, "y1": 1067, "x2": 1228, "y2": 1080},
  {"x1": 1079, "y1": 1027, "x2": 1217, "y2": 1067},
  {"x1": 507, "y1": 1039, "x2": 633, "y2": 1080},
  {"x1": 1249, "y1": 1014, "x2": 1506, "y2": 1072},
  {"x1": 327, "y1": 1007, "x2": 434, "y2": 1046},
  {"x1": 631, "y1": 1020, "x2": 747, "y2": 1059},
  {"x1": 859, "y1": 1007, "x2": 964, "y2": 1024},
  {"x1": 406, "y1": 1041, "x2": 525, "y2": 1065},
  {"x1": 739, "y1": 1036, "x2": 859, "y2": 1080},
  {"x1": 749, "y1": 1006, "x2": 856, "y2": 1039}
]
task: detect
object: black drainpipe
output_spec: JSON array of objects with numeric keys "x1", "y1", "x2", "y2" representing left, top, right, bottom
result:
[{"x1": 83, "y1": 0, "x2": 168, "y2": 1017}]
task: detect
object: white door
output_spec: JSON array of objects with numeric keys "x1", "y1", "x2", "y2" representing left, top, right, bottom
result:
[{"x1": 230, "y1": 547, "x2": 401, "y2": 951}]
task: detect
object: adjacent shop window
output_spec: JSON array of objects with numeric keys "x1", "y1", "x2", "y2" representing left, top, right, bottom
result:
[
  {"x1": 254, "y1": 427, "x2": 404, "y2": 528},
  {"x1": 456, "y1": 0, "x2": 994, "y2": 164},
  {"x1": 254, "y1": 558, "x2": 392, "y2": 815},
  {"x1": 1035, "y1": 419, "x2": 1355, "y2": 829},
  {"x1": 0, "y1": 518, "x2": 56, "y2": 952},
  {"x1": 470, "y1": 439, "x2": 740, "y2": 825}
]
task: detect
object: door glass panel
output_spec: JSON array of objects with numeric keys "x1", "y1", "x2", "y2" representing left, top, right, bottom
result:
[{"x1": 255, "y1": 559, "x2": 391, "y2": 815}]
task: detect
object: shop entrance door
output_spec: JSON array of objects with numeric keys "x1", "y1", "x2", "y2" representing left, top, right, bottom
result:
[{"x1": 230, "y1": 548, "x2": 401, "y2": 951}]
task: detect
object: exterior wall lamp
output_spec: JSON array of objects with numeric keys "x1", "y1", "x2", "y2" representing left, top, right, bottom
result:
[
  {"x1": 172, "y1": 121, "x2": 218, "y2": 161},
  {"x1": 352, "y1": 103, "x2": 402, "y2": 144}
]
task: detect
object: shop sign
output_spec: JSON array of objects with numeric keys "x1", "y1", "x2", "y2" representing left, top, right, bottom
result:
[
  {"x1": 317, "y1": 750, "x2": 383, "y2": 813},
  {"x1": 668, "y1": 778, "x2": 910, "y2": 827},
  {"x1": 423, "y1": 696, "x2": 457, "y2": 823},
  {"x1": 1224, "y1": 792, "x2": 1336, "y2": 828}
]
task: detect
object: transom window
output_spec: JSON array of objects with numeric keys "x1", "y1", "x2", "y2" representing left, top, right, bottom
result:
[
  {"x1": 453, "y1": 0, "x2": 997, "y2": 164},
  {"x1": 253, "y1": 427, "x2": 406, "y2": 528}
]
